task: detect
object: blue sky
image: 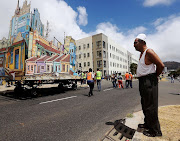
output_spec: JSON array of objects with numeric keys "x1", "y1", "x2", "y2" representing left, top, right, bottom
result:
[
  {"x1": 1, "y1": 0, "x2": 180, "y2": 62},
  {"x1": 65, "y1": 0, "x2": 180, "y2": 33}
]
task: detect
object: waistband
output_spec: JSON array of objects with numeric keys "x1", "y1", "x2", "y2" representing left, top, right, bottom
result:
[{"x1": 138, "y1": 73, "x2": 157, "y2": 80}]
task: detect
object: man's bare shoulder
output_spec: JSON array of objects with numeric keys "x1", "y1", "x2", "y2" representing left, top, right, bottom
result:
[{"x1": 146, "y1": 48, "x2": 155, "y2": 54}]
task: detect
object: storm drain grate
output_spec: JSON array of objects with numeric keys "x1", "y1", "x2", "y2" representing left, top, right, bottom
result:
[
  {"x1": 114, "y1": 123, "x2": 136, "y2": 139},
  {"x1": 101, "y1": 119, "x2": 135, "y2": 141}
]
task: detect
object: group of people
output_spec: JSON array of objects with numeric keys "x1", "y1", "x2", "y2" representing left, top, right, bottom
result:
[
  {"x1": 82, "y1": 69, "x2": 133, "y2": 97},
  {"x1": 80, "y1": 68, "x2": 102, "y2": 97},
  {"x1": 110, "y1": 72, "x2": 133, "y2": 89}
]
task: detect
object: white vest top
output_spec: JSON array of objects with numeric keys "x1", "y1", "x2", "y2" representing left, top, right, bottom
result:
[{"x1": 137, "y1": 48, "x2": 156, "y2": 77}]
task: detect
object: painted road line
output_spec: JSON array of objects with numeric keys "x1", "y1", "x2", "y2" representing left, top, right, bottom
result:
[
  {"x1": 39, "y1": 96, "x2": 77, "y2": 104},
  {"x1": 103, "y1": 88, "x2": 114, "y2": 91}
]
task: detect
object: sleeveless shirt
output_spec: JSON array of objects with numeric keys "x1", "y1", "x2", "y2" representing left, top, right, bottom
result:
[{"x1": 136, "y1": 48, "x2": 156, "y2": 77}]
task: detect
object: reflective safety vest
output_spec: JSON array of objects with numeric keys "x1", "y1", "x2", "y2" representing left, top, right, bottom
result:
[
  {"x1": 83, "y1": 73, "x2": 86, "y2": 79},
  {"x1": 87, "y1": 72, "x2": 93, "y2": 80},
  {"x1": 125, "y1": 73, "x2": 129, "y2": 80},
  {"x1": 96, "y1": 71, "x2": 101, "y2": 80}
]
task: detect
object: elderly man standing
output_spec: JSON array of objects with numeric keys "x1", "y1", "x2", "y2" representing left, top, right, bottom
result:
[{"x1": 134, "y1": 34, "x2": 164, "y2": 137}]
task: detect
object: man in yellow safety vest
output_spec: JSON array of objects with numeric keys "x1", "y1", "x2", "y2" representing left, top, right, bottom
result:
[{"x1": 96, "y1": 68, "x2": 102, "y2": 91}]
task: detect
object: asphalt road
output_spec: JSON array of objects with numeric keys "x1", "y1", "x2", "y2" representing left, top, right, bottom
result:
[{"x1": 0, "y1": 79, "x2": 179, "y2": 141}]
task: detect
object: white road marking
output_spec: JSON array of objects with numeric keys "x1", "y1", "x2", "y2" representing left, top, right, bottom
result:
[
  {"x1": 39, "y1": 96, "x2": 77, "y2": 104},
  {"x1": 103, "y1": 88, "x2": 114, "y2": 91}
]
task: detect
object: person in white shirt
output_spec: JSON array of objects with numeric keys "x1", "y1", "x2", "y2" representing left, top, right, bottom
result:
[{"x1": 134, "y1": 33, "x2": 164, "y2": 137}]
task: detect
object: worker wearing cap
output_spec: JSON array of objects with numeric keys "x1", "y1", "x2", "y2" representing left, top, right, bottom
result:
[
  {"x1": 125, "y1": 72, "x2": 129, "y2": 88},
  {"x1": 134, "y1": 33, "x2": 164, "y2": 137},
  {"x1": 129, "y1": 72, "x2": 133, "y2": 88}
]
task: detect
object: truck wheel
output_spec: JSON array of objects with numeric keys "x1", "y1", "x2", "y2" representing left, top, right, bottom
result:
[
  {"x1": 58, "y1": 83, "x2": 64, "y2": 91},
  {"x1": 72, "y1": 83, "x2": 77, "y2": 90},
  {"x1": 14, "y1": 86, "x2": 23, "y2": 99},
  {"x1": 31, "y1": 88, "x2": 38, "y2": 98}
]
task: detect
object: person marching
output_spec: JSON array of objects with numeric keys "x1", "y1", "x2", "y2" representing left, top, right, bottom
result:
[
  {"x1": 83, "y1": 71, "x2": 87, "y2": 84},
  {"x1": 129, "y1": 72, "x2": 133, "y2": 88},
  {"x1": 117, "y1": 73, "x2": 124, "y2": 89},
  {"x1": 125, "y1": 72, "x2": 129, "y2": 88},
  {"x1": 96, "y1": 68, "x2": 102, "y2": 91},
  {"x1": 87, "y1": 68, "x2": 94, "y2": 97}
]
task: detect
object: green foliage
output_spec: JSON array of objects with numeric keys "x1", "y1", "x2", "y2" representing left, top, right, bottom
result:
[
  {"x1": 168, "y1": 68, "x2": 180, "y2": 78},
  {"x1": 130, "y1": 63, "x2": 137, "y2": 75}
]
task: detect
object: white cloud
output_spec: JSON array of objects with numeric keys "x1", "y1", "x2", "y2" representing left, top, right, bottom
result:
[
  {"x1": 152, "y1": 18, "x2": 164, "y2": 26},
  {"x1": 143, "y1": 0, "x2": 176, "y2": 7},
  {"x1": 77, "y1": 6, "x2": 88, "y2": 26}
]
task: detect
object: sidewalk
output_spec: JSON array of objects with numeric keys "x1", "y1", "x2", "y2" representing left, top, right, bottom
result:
[{"x1": 101, "y1": 105, "x2": 180, "y2": 141}]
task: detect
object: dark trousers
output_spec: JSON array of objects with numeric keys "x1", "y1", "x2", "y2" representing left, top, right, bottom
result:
[
  {"x1": 87, "y1": 82, "x2": 94, "y2": 96},
  {"x1": 125, "y1": 80, "x2": 129, "y2": 88},
  {"x1": 129, "y1": 80, "x2": 132, "y2": 88},
  {"x1": 139, "y1": 73, "x2": 161, "y2": 133}
]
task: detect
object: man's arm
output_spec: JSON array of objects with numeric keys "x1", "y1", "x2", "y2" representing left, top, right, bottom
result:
[{"x1": 146, "y1": 49, "x2": 165, "y2": 76}]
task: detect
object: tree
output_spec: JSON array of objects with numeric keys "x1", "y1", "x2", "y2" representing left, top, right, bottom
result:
[{"x1": 130, "y1": 63, "x2": 137, "y2": 75}]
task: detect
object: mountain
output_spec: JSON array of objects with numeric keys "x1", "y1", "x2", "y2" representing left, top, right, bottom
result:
[{"x1": 163, "y1": 61, "x2": 180, "y2": 70}]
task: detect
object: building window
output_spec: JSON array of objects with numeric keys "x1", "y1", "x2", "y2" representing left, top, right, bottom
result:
[
  {"x1": 11, "y1": 52, "x2": 13, "y2": 64},
  {"x1": 104, "y1": 61, "x2": 106, "y2": 68},
  {"x1": 97, "y1": 60, "x2": 102, "y2": 67},
  {"x1": 88, "y1": 62, "x2": 90, "y2": 66},
  {"x1": 62, "y1": 64, "x2": 65, "y2": 71},
  {"x1": 79, "y1": 54, "x2": 81, "y2": 59},
  {"x1": 28, "y1": 65, "x2": 30, "y2": 71},
  {"x1": 84, "y1": 62, "x2": 86, "y2": 67},
  {"x1": 79, "y1": 63, "x2": 81, "y2": 67},
  {"x1": 84, "y1": 53, "x2": 86, "y2": 58},
  {"x1": 83, "y1": 44, "x2": 86, "y2": 49},
  {"x1": 47, "y1": 65, "x2": 50, "y2": 71},
  {"x1": 87, "y1": 43, "x2": 89, "y2": 48},
  {"x1": 97, "y1": 51, "x2": 102, "y2": 58},
  {"x1": 67, "y1": 65, "x2": 68, "y2": 72},
  {"x1": 110, "y1": 62, "x2": 112, "y2": 67},
  {"x1": 103, "y1": 51, "x2": 106, "y2": 58},
  {"x1": 41, "y1": 66, "x2": 44, "y2": 70},
  {"x1": 96, "y1": 41, "x2": 101, "y2": 48},
  {"x1": 87, "y1": 53, "x2": 90, "y2": 57},
  {"x1": 103, "y1": 41, "x2": 105, "y2": 48},
  {"x1": 79, "y1": 46, "x2": 81, "y2": 50},
  {"x1": 110, "y1": 45, "x2": 111, "y2": 49},
  {"x1": 110, "y1": 53, "x2": 111, "y2": 58}
]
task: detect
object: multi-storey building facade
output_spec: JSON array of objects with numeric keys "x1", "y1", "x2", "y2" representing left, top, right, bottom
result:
[
  {"x1": 9, "y1": 0, "x2": 44, "y2": 43},
  {"x1": 75, "y1": 33, "x2": 138, "y2": 76},
  {"x1": 76, "y1": 36, "x2": 93, "y2": 72}
]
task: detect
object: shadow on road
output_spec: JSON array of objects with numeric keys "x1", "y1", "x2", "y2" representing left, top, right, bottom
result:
[
  {"x1": 168, "y1": 92, "x2": 180, "y2": 96},
  {"x1": 0, "y1": 87, "x2": 74, "y2": 100}
]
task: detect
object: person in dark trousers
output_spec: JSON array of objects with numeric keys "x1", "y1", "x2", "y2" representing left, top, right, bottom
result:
[
  {"x1": 96, "y1": 68, "x2": 102, "y2": 91},
  {"x1": 129, "y1": 72, "x2": 133, "y2": 88},
  {"x1": 134, "y1": 33, "x2": 164, "y2": 137},
  {"x1": 87, "y1": 68, "x2": 94, "y2": 97},
  {"x1": 125, "y1": 72, "x2": 129, "y2": 88}
]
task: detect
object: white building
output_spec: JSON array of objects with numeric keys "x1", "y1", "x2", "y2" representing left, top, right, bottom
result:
[{"x1": 75, "y1": 33, "x2": 138, "y2": 76}]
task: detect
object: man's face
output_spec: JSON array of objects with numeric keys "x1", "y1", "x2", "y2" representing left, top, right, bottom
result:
[{"x1": 134, "y1": 38, "x2": 140, "y2": 51}]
